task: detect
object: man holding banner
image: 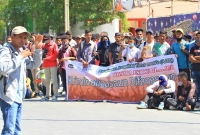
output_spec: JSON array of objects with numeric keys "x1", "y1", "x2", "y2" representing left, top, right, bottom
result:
[{"x1": 137, "y1": 75, "x2": 175, "y2": 110}]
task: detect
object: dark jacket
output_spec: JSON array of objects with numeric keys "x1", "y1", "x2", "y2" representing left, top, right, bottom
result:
[
  {"x1": 97, "y1": 36, "x2": 110, "y2": 66},
  {"x1": 177, "y1": 82, "x2": 195, "y2": 103}
]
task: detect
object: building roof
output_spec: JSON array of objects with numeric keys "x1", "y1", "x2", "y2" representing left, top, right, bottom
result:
[{"x1": 126, "y1": 1, "x2": 199, "y2": 18}]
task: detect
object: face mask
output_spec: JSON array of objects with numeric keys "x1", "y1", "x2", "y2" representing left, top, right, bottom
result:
[
  {"x1": 176, "y1": 38, "x2": 182, "y2": 42},
  {"x1": 103, "y1": 40, "x2": 109, "y2": 48},
  {"x1": 136, "y1": 37, "x2": 143, "y2": 41},
  {"x1": 7, "y1": 41, "x2": 11, "y2": 43},
  {"x1": 128, "y1": 44, "x2": 134, "y2": 48},
  {"x1": 178, "y1": 82, "x2": 183, "y2": 86}
]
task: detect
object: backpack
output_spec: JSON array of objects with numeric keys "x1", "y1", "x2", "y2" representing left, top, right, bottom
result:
[{"x1": 0, "y1": 46, "x2": 16, "y2": 95}]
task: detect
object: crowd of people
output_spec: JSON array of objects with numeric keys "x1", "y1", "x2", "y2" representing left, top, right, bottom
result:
[
  {"x1": 0, "y1": 27, "x2": 200, "y2": 106},
  {"x1": 0, "y1": 25, "x2": 200, "y2": 134}
]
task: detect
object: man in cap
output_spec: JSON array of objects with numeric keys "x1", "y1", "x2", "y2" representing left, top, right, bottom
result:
[
  {"x1": 189, "y1": 31, "x2": 200, "y2": 106},
  {"x1": 41, "y1": 33, "x2": 59, "y2": 102},
  {"x1": 81, "y1": 34, "x2": 85, "y2": 41},
  {"x1": 172, "y1": 28, "x2": 191, "y2": 81},
  {"x1": 137, "y1": 74, "x2": 175, "y2": 110},
  {"x1": 141, "y1": 30, "x2": 155, "y2": 59},
  {"x1": 74, "y1": 35, "x2": 82, "y2": 51},
  {"x1": 109, "y1": 32, "x2": 124, "y2": 65},
  {"x1": 66, "y1": 31, "x2": 77, "y2": 47},
  {"x1": 0, "y1": 26, "x2": 43, "y2": 134}
]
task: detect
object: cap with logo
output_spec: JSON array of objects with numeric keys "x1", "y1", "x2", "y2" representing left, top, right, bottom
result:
[{"x1": 11, "y1": 26, "x2": 30, "y2": 36}]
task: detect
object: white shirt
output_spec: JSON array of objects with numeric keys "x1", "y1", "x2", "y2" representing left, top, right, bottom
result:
[
  {"x1": 146, "y1": 80, "x2": 175, "y2": 94},
  {"x1": 141, "y1": 41, "x2": 154, "y2": 59},
  {"x1": 139, "y1": 41, "x2": 154, "y2": 52},
  {"x1": 69, "y1": 39, "x2": 77, "y2": 47},
  {"x1": 122, "y1": 47, "x2": 141, "y2": 61}
]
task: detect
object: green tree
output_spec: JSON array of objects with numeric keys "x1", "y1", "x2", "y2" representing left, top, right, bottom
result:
[
  {"x1": 2, "y1": 0, "x2": 128, "y2": 35},
  {"x1": 69, "y1": 0, "x2": 128, "y2": 32}
]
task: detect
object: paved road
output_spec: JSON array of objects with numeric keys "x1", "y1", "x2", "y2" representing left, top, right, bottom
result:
[{"x1": 0, "y1": 97, "x2": 200, "y2": 135}]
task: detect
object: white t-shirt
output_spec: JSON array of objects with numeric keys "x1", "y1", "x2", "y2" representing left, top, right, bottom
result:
[
  {"x1": 139, "y1": 41, "x2": 154, "y2": 52},
  {"x1": 122, "y1": 47, "x2": 141, "y2": 61},
  {"x1": 141, "y1": 41, "x2": 154, "y2": 58},
  {"x1": 69, "y1": 39, "x2": 77, "y2": 47}
]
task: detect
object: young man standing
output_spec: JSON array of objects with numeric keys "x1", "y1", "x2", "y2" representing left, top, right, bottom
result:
[
  {"x1": 141, "y1": 30, "x2": 155, "y2": 59},
  {"x1": 189, "y1": 29, "x2": 199, "y2": 51},
  {"x1": 172, "y1": 29, "x2": 190, "y2": 80},
  {"x1": 134, "y1": 28, "x2": 145, "y2": 50},
  {"x1": 41, "y1": 34, "x2": 59, "y2": 101},
  {"x1": 58, "y1": 35, "x2": 77, "y2": 96},
  {"x1": 118, "y1": 36, "x2": 142, "y2": 62},
  {"x1": 77, "y1": 30, "x2": 97, "y2": 68},
  {"x1": 189, "y1": 31, "x2": 200, "y2": 106},
  {"x1": 0, "y1": 26, "x2": 43, "y2": 134},
  {"x1": 152, "y1": 30, "x2": 171, "y2": 57},
  {"x1": 66, "y1": 31, "x2": 77, "y2": 47},
  {"x1": 109, "y1": 32, "x2": 124, "y2": 65}
]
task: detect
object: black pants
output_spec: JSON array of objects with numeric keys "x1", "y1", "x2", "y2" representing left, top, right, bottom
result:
[
  {"x1": 57, "y1": 69, "x2": 60, "y2": 87},
  {"x1": 144, "y1": 93, "x2": 174, "y2": 108},
  {"x1": 60, "y1": 68, "x2": 67, "y2": 92},
  {"x1": 167, "y1": 98, "x2": 196, "y2": 110},
  {"x1": 179, "y1": 68, "x2": 191, "y2": 81}
]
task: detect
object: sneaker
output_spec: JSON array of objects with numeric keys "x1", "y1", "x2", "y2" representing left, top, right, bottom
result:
[
  {"x1": 40, "y1": 97, "x2": 50, "y2": 101},
  {"x1": 52, "y1": 96, "x2": 58, "y2": 102},
  {"x1": 158, "y1": 102, "x2": 164, "y2": 110},
  {"x1": 137, "y1": 101, "x2": 148, "y2": 109}
]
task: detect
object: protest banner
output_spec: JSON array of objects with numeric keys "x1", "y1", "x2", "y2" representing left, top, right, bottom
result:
[{"x1": 66, "y1": 55, "x2": 179, "y2": 103}]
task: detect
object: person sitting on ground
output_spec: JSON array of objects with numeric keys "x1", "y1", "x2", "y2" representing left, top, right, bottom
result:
[
  {"x1": 137, "y1": 74, "x2": 175, "y2": 110},
  {"x1": 25, "y1": 74, "x2": 35, "y2": 99},
  {"x1": 167, "y1": 72, "x2": 196, "y2": 111},
  {"x1": 118, "y1": 36, "x2": 142, "y2": 63}
]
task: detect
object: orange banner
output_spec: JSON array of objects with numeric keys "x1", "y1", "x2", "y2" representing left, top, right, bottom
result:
[{"x1": 66, "y1": 55, "x2": 179, "y2": 103}]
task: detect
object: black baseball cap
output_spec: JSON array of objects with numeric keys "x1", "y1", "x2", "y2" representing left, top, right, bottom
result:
[{"x1": 43, "y1": 33, "x2": 50, "y2": 43}]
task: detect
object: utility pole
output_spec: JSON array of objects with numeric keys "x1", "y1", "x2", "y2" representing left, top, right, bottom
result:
[{"x1": 65, "y1": 0, "x2": 70, "y2": 32}]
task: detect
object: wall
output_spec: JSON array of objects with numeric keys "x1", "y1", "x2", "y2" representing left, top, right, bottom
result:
[{"x1": 71, "y1": 19, "x2": 120, "y2": 42}]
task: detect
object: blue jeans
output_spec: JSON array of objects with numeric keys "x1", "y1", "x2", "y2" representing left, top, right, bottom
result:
[
  {"x1": 1, "y1": 100, "x2": 22, "y2": 135},
  {"x1": 192, "y1": 71, "x2": 200, "y2": 101}
]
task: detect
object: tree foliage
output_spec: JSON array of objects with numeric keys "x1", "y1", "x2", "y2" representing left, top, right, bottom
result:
[{"x1": 1, "y1": 0, "x2": 128, "y2": 35}]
